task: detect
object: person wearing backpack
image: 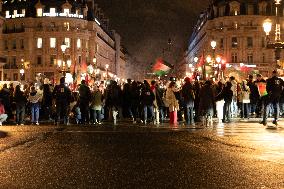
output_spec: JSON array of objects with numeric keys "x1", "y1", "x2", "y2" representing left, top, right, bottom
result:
[
  {"x1": 181, "y1": 77, "x2": 195, "y2": 126},
  {"x1": 261, "y1": 70, "x2": 284, "y2": 127}
]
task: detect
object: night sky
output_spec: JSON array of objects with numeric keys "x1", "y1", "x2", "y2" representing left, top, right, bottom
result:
[{"x1": 95, "y1": 0, "x2": 210, "y2": 65}]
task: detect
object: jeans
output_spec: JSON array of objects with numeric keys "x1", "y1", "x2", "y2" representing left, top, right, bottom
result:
[
  {"x1": 56, "y1": 102, "x2": 69, "y2": 124},
  {"x1": 31, "y1": 103, "x2": 40, "y2": 123},
  {"x1": 263, "y1": 99, "x2": 279, "y2": 123},
  {"x1": 223, "y1": 101, "x2": 231, "y2": 122},
  {"x1": 230, "y1": 99, "x2": 238, "y2": 117},
  {"x1": 159, "y1": 107, "x2": 165, "y2": 121},
  {"x1": 184, "y1": 106, "x2": 194, "y2": 125},
  {"x1": 241, "y1": 103, "x2": 249, "y2": 118},
  {"x1": 92, "y1": 109, "x2": 101, "y2": 123},
  {"x1": 16, "y1": 104, "x2": 25, "y2": 124},
  {"x1": 143, "y1": 105, "x2": 154, "y2": 122}
]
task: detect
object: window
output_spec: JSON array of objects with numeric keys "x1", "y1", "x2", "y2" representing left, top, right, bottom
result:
[
  {"x1": 78, "y1": 56, "x2": 82, "y2": 64},
  {"x1": 37, "y1": 56, "x2": 42, "y2": 65},
  {"x1": 220, "y1": 38, "x2": 224, "y2": 49},
  {"x1": 4, "y1": 40, "x2": 8, "y2": 50},
  {"x1": 13, "y1": 73, "x2": 18, "y2": 81},
  {"x1": 247, "y1": 53, "x2": 253, "y2": 63},
  {"x1": 247, "y1": 4, "x2": 254, "y2": 15},
  {"x1": 5, "y1": 11, "x2": 10, "y2": 18},
  {"x1": 262, "y1": 37, "x2": 265, "y2": 48},
  {"x1": 85, "y1": 40, "x2": 88, "y2": 49},
  {"x1": 64, "y1": 8, "x2": 70, "y2": 15},
  {"x1": 12, "y1": 56, "x2": 16, "y2": 65},
  {"x1": 232, "y1": 37, "x2": 238, "y2": 48},
  {"x1": 64, "y1": 38, "x2": 70, "y2": 48},
  {"x1": 50, "y1": 38, "x2": 56, "y2": 48},
  {"x1": 234, "y1": 22, "x2": 238, "y2": 29},
  {"x1": 22, "y1": 9, "x2": 25, "y2": 16},
  {"x1": 77, "y1": 39, "x2": 81, "y2": 49},
  {"x1": 37, "y1": 38, "x2": 42, "y2": 48},
  {"x1": 64, "y1": 22, "x2": 70, "y2": 31},
  {"x1": 247, "y1": 37, "x2": 253, "y2": 48},
  {"x1": 50, "y1": 8, "x2": 56, "y2": 16},
  {"x1": 20, "y1": 39, "x2": 24, "y2": 49},
  {"x1": 12, "y1": 40, "x2": 16, "y2": 49},
  {"x1": 262, "y1": 53, "x2": 265, "y2": 63},
  {"x1": 50, "y1": 55, "x2": 56, "y2": 65},
  {"x1": 232, "y1": 52, "x2": 238, "y2": 63},
  {"x1": 13, "y1": 10, "x2": 17, "y2": 16},
  {"x1": 37, "y1": 8, "x2": 42, "y2": 17}
]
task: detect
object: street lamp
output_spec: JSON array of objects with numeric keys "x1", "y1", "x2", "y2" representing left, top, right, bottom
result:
[
  {"x1": 58, "y1": 41, "x2": 70, "y2": 77},
  {"x1": 262, "y1": 0, "x2": 284, "y2": 69},
  {"x1": 19, "y1": 68, "x2": 24, "y2": 81}
]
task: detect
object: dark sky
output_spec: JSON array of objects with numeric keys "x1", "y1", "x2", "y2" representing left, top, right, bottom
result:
[{"x1": 95, "y1": 0, "x2": 210, "y2": 65}]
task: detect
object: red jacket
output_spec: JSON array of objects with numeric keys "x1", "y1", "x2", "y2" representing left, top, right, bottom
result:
[{"x1": 0, "y1": 104, "x2": 5, "y2": 114}]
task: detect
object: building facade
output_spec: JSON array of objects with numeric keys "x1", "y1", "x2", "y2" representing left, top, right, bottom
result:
[
  {"x1": 187, "y1": 0, "x2": 284, "y2": 80},
  {"x1": 1, "y1": 0, "x2": 126, "y2": 83}
]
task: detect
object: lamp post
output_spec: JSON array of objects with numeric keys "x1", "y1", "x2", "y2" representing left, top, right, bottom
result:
[
  {"x1": 210, "y1": 40, "x2": 217, "y2": 79},
  {"x1": 19, "y1": 68, "x2": 24, "y2": 82},
  {"x1": 263, "y1": 0, "x2": 284, "y2": 70},
  {"x1": 58, "y1": 41, "x2": 70, "y2": 77}
]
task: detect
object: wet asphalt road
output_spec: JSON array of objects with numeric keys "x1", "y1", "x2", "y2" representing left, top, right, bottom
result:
[{"x1": 0, "y1": 123, "x2": 284, "y2": 189}]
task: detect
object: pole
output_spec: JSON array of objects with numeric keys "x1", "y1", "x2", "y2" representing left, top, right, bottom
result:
[{"x1": 202, "y1": 50, "x2": 206, "y2": 80}]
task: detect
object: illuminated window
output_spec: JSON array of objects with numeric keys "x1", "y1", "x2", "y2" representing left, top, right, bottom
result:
[
  {"x1": 50, "y1": 8, "x2": 56, "y2": 16},
  {"x1": 86, "y1": 40, "x2": 88, "y2": 49},
  {"x1": 37, "y1": 38, "x2": 42, "y2": 48},
  {"x1": 37, "y1": 8, "x2": 42, "y2": 17},
  {"x1": 65, "y1": 38, "x2": 70, "y2": 48},
  {"x1": 64, "y1": 9, "x2": 70, "y2": 15},
  {"x1": 22, "y1": 9, "x2": 25, "y2": 16},
  {"x1": 77, "y1": 39, "x2": 81, "y2": 49},
  {"x1": 13, "y1": 10, "x2": 17, "y2": 16},
  {"x1": 232, "y1": 37, "x2": 238, "y2": 48},
  {"x1": 5, "y1": 11, "x2": 10, "y2": 18},
  {"x1": 64, "y1": 22, "x2": 70, "y2": 31},
  {"x1": 50, "y1": 38, "x2": 56, "y2": 48}
]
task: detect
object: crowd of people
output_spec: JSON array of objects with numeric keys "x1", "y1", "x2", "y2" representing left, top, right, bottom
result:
[{"x1": 0, "y1": 70, "x2": 283, "y2": 127}]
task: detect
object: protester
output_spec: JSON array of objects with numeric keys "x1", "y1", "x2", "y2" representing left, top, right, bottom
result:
[
  {"x1": 90, "y1": 85, "x2": 103, "y2": 125},
  {"x1": 141, "y1": 80, "x2": 155, "y2": 124},
  {"x1": 14, "y1": 85, "x2": 27, "y2": 125},
  {"x1": 0, "y1": 99, "x2": 8, "y2": 126},
  {"x1": 261, "y1": 70, "x2": 284, "y2": 127},
  {"x1": 28, "y1": 86, "x2": 42, "y2": 125},
  {"x1": 199, "y1": 80, "x2": 215, "y2": 126},
  {"x1": 78, "y1": 80, "x2": 91, "y2": 124},
  {"x1": 181, "y1": 77, "x2": 195, "y2": 126},
  {"x1": 53, "y1": 77, "x2": 72, "y2": 125},
  {"x1": 165, "y1": 81, "x2": 179, "y2": 124},
  {"x1": 240, "y1": 80, "x2": 250, "y2": 119}
]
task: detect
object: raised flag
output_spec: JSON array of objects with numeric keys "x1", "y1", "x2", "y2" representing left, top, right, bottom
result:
[{"x1": 152, "y1": 58, "x2": 171, "y2": 76}]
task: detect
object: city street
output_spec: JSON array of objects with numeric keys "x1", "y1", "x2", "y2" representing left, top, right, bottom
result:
[{"x1": 0, "y1": 120, "x2": 284, "y2": 188}]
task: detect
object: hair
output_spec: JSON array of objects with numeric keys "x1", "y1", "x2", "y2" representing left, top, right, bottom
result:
[
  {"x1": 81, "y1": 80, "x2": 86, "y2": 85},
  {"x1": 60, "y1": 77, "x2": 65, "y2": 84},
  {"x1": 169, "y1": 81, "x2": 176, "y2": 88},
  {"x1": 151, "y1": 80, "x2": 156, "y2": 85},
  {"x1": 14, "y1": 85, "x2": 21, "y2": 96}
]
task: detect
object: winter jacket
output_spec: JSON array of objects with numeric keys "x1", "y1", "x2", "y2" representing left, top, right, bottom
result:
[
  {"x1": 181, "y1": 82, "x2": 195, "y2": 108},
  {"x1": 14, "y1": 91, "x2": 27, "y2": 106},
  {"x1": 90, "y1": 90, "x2": 103, "y2": 111},
  {"x1": 165, "y1": 87, "x2": 179, "y2": 112},
  {"x1": 266, "y1": 76, "x2": 284, "y2": 100}
]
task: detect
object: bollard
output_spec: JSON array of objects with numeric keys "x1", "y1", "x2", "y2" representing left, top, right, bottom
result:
[{"x1": 112, "y1": 110, "x2": 118, "y2": 125}]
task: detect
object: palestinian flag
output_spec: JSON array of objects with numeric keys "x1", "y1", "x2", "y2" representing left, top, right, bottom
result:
[{"x1": 152, "y1": 58, "x2": 171, "y2": 76}]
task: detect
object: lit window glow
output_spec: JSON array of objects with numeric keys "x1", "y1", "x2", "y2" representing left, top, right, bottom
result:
[
  {"x1": 65, "y1": 38, "x2": 70, "y2": 48},
  {"x1": 77, "y1": 39, "x2": 81, "y2": 49},
  {"x1": 37, "y1": 8, "x2": 42, "y2": 17},
  {"x1": 37, "y1": 38, "x2": 42, "y2": 48},
  {"x1": 50, "y1": 38, "x2": 56, "y2": 48}
]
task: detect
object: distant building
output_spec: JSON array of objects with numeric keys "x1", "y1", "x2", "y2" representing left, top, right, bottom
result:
[
  {"x1": 187, "y1": 0, "x2": 281, "y2": 80},
  {"x1": 0, "y1": 0, "x2": 126, "y2": 83}
]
